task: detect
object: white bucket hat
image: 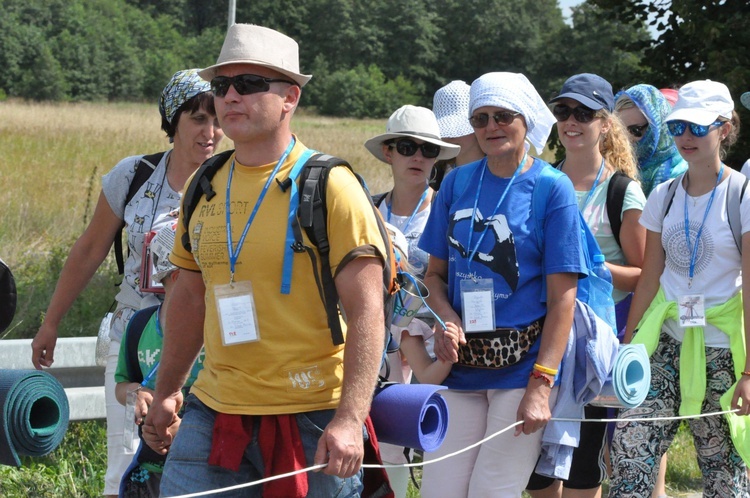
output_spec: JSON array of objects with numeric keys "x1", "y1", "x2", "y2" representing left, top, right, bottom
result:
[
  {"x1": 364, "y1": 105, "x2": 461, "y2": 163},
  {"x1": 665, "y1": 80, "x2": 734, "y2": 126},
  {"x1": 198, "y1": 24, "x2": 312, "y2": 87},
  {"x1": 433, "y1": 81, "x2": 475, "y2": 138}
]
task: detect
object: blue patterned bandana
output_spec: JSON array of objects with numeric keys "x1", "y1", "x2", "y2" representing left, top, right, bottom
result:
[
  {"x1": 616, "y1": 84, "x2": 687, "y2": 197},
  {"x1": 159, "y1": 69, "x2": 211, "y2": 125}
]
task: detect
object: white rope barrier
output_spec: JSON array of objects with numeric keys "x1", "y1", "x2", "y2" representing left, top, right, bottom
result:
[{"x1": 164, "y1": 408, "x2": 741, "y2": 498}]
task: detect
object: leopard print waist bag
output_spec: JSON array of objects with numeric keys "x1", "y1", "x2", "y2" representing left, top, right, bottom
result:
[{"x1": 457, "y1": 318, "x2": 544, "y2": 369}]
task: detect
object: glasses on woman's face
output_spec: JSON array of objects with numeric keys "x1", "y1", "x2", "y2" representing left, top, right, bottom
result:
[
  {"x1": 552, "y1": 104, "x2": 598, "y2": 123},
  {"x1": 390, "y1": 139, "x2": 441, "y2": 159},
  {"x1": 666, "y1": 120, "x2": 723, "y2": 138},
  {"x1": 469, "y1": 111, "x2": 521, "y2": 129},
  {"x1": 627, "y1": 123, "x2": 649, "y2": 138},
  {"x1": 210, "y1": 74, "x2": 295, "y2": 97}
]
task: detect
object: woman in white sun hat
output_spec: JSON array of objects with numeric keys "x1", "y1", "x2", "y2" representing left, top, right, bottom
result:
[
  {"x1": 430, "y1": 81, "x2": 485, "y2": 189},
  {"x1": 610, "y1": 79, "x2": 750, "y2": 497},
  {"x1": 365, "y1": 105, "x2": 459, "y2": 498}
]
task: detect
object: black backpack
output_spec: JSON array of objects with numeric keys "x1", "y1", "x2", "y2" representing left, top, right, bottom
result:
[
  {"x1": 0, "y1": 258, "x2": 16, "y2": 334},
  {"x1": 113, "y1": 152, "x2": 165, "y2": 275},
  {"x1": 180, "y1": 149, "x2": 399, "y2": 347}
]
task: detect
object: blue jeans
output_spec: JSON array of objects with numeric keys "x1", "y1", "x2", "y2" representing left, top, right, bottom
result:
[{"x1": 159, "y1": 395, "x2": 364, "y2": 497}]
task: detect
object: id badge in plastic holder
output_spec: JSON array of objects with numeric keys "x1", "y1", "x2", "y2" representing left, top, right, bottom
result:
[
  {"x1": 678, "y1": 294, "x2": 706, "y2": 328},
  {"x1": 460, "y1": 278, "x2": 495, "y2": 333},
  {"x1": 214, "y1": 281, "x2": 261, "y2": 345},
  {"x1": 123, "y1": 388, "x2": 139, "y2": 453}
]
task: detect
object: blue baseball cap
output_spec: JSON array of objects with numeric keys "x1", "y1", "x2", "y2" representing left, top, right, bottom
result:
[{"x1": 549, "y1": 73, "x2": 615, "y2": 112}]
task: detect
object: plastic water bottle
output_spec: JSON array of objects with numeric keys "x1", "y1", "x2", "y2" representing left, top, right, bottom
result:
[{"x1": 590, "y1": 254, "x2": 617, "y2": 333}]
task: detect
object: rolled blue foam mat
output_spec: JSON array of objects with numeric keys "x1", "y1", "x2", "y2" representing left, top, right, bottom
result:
[
  {"x1": 591, "y1": 344, "x2": 651, "y2": 409},
  {"x1": 0, "y1": 369, "x2": 69, "y2": 466},
  {"x1": 370, "y1": 383, "x2": 448, "y2": 452}
]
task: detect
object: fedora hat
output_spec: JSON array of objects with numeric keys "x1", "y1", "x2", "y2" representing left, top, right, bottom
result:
[
  {"x1": 198, "y1": 24, "x2": 312, "y2": 87},
  {"x1": 364, "y1": 105, "x2": 460, "y2": 163}
]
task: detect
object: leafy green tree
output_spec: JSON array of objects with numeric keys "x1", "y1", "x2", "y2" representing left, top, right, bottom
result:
[{"x1": 589, "y1": 0, "x2": 750, "y2": 166}]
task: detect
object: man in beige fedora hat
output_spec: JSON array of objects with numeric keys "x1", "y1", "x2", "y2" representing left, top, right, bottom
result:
[{"x1": 147, "y1": 23, "x2": 389, "y2": 497}]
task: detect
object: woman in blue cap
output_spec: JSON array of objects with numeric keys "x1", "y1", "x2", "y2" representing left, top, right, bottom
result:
[
  {"x1": 30, "y1": 69, "x2": 223, "y2": 497},
  {"x1": 526, "y1": 72, "x2": 646, "y2": 498}
]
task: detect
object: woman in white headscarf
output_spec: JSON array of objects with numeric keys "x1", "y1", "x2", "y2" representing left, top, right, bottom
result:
[{"x1": 418, "y1": 72, "x2": 584, "y2": 497}]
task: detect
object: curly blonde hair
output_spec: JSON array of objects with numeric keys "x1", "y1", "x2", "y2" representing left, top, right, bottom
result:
[{"x1": 599, "y1": 110, "x2": 639, "y2": 181}]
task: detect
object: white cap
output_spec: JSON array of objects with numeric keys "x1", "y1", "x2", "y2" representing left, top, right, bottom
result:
[
  {"x1": 665, "y1": 80, "x2": 734, "y2": 126},
  {"x1": 433, "y1": 81, "x2": 474, "y2": 138}
]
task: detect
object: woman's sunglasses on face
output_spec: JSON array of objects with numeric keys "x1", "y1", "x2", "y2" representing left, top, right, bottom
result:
[
  {"x1": 666, "y1": 120, "x2": 724, "y2": 138},
  {"x1": 552, "y1": 104, "x2": 598, "y2": 123},
  {"x1": 627, "y1": 123, "x2": 649, "y2": 138},
  {"x1": 469, "y1": 111, "x2": 521, "y2": 128},
  {"x1": 389, "y1": 139, "x2": 441, "y2": 159},
  {"x1": 210, "y1": 74, "x2": 295, "y2": 97}
]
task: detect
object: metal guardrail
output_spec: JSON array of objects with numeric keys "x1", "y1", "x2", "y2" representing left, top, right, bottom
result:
[{"x1": 0, "y1": 337, "x2": 106, "y2": 421}]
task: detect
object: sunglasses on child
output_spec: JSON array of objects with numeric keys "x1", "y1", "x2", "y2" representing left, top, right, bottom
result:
[
  {"x1": 210, "y1": 74, "x2": 296, "y2": 97},
  {"x1": 666, "y1": 120, "x2": 724, "y2": 138},
  {"x1": 627, "y1": 123, "x2": 649, "y2": 138},
  {"x1": 469, "y1": 111, "x2": 522, "y2": 128},
  {"x1": 389, "y1": 139, "x2": 441, "y2": 159},
  {"x1": 552, "y1": 104, "x2": 599, "y2": 123}
]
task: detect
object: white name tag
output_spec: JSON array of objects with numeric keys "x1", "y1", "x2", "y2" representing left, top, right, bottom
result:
[
  {"x1": 214, "y1": 281, "x2": 261, "y2": 345},
  {"x1": 460, "y1": 278, "x2": 495, "y2": 333},
  {"x1": 678, "y1": 294, "x2": 706, "y2": 328}
]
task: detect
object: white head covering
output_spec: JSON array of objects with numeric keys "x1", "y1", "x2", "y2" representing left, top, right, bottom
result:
[
  {"x1": 433, "y1": 81, "x2": 474, "y2": 138},
  {"x1": 469, "y1": 72, "x2": 556, "y2": 153}
]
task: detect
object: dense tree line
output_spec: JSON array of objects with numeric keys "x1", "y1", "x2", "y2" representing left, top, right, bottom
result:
[{"x1": 1, "y1": 0, "x2": 748, "y2": 160}]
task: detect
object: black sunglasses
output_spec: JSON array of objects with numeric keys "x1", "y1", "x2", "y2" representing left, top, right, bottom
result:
[
  {"x1": 552, "y1": 104, "x2": 598, "y2": 123},
  {"x1": 389, "y1": 139, "x2": 441, "y2": 159},
  {"x1": 469, "y1": 111, "x2": 521, "y2": 128},
  {"x1": 210, "y1": 74, "x2": 295, "y2": 97},
  {"x1": 627, "y1": 123, "x2": 649, "y2": 138}
]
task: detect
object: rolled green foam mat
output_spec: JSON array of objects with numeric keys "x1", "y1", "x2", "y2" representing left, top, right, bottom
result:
[{"x1": 0, "y1": 369, "x2": 69, "y2": 466}]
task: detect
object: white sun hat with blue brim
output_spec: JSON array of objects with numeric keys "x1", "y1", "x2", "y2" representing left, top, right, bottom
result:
[
  {"x1": 665, "y1": 80, "x2": 734, "y2": 126},
  {"x1": 364, "y1": 105, "x2": 461, "y2": 163}
]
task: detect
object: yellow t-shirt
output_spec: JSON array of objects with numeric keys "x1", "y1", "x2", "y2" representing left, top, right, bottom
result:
[{"x1": 170, "y1": 140, "x2": 385, "y2": 415}]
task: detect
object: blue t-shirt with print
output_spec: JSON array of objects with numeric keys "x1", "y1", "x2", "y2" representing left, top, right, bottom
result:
[{"x1": 419, "y1": 157, "x2": 584, "y2": 390}]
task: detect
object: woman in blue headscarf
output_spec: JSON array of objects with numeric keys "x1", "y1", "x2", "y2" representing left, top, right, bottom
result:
[{"x1": 615, "y1": 84, "x2": 687, "y2": 197}]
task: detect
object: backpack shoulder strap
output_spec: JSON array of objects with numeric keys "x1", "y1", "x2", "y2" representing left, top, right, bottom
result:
[
  {"x1": 606, "y1": 171, "x2": 634, "y2": 249},
  {"x1": 114, "y1": 152, "x2": 164, "y2": 275},
  {"x1": 296, "y1": 154, "x2": 354, "y2": 346},
  {"x1": 124, "y1": 305, "x2": 159, "y2": 384},
  {"x1": 372, "y1": 192, "x2": 388, "y2": 208},
  {"x1": 661, "y1": 174, "x2": 683, "y2": 222},
  {"x1": 180, "y1": 149, "x2": 235, "y2": 252},
  {"x1": 725, "y1": 168, "x2": 749, "y2": 254}
]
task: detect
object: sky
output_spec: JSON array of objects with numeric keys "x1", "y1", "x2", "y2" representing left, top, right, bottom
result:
[{"x1": 559, "y1": 0, "x2": 582, "y2": 23}]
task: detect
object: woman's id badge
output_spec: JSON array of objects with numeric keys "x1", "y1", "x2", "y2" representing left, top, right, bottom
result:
[
  {"x1": 460, "y1": 278, "x2": 495, "y2": 333},
  {"x1": 123, "y1": 388, "x2": 139, "y2": 452},
  {"x1": 678, "y1": 294, "x2": 706, "y2": 328},
  {"x1": 214, "y1": 281, "x2": 261, "y2": 345}
]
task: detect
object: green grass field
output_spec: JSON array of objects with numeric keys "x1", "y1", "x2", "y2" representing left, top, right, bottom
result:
[{"x1": 0, "y1": 100, "x2": 703, "y2": 496}]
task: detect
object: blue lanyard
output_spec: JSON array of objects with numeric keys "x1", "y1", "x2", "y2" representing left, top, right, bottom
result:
[
  {"x1": 225, "y1": 139, "x2": 295, "y2": 281},
  {"x1": 386, "y1": 187, "x2": 429, "y2": 235},
  {"x1": 140, "y1": 305, "x2": 163, "y2": 387},
  {"x1": 582, "y1": 158, "x2": 606, "y2": 209},
  {"x1": 683, "y1": 164, "x2": 724, "y2": 288},
  {"x1": 466, "y1": 153, "x2": 527, "y2": 269},
  {"x1": 280, "y1": 148, "x2": 316, "y2": 294}
]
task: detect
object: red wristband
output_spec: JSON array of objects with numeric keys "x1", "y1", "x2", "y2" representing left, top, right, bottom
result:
[{"x1": 530, "y1": 369, "x2": 554, "y2": 388}]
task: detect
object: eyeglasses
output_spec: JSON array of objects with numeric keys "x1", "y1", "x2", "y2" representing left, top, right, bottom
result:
[
  {"x1": 666, "y1": 120, "x2": 724, "y2": 138},
  {"x1": 469, "y1": 111, "x2": 521, "y2": 128},
  {"x1": 389, "y1": 139, "x2": 441, "y2": 159},
  {"x1": 210, "y1": 74, "x2": 295, "y2": 97},
  {"x1": 627, "y1": 123, "x2": 649, "y2": 138},
  {"x1": 552, "y1": 104, "x2": 598, "y2": 123}
]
